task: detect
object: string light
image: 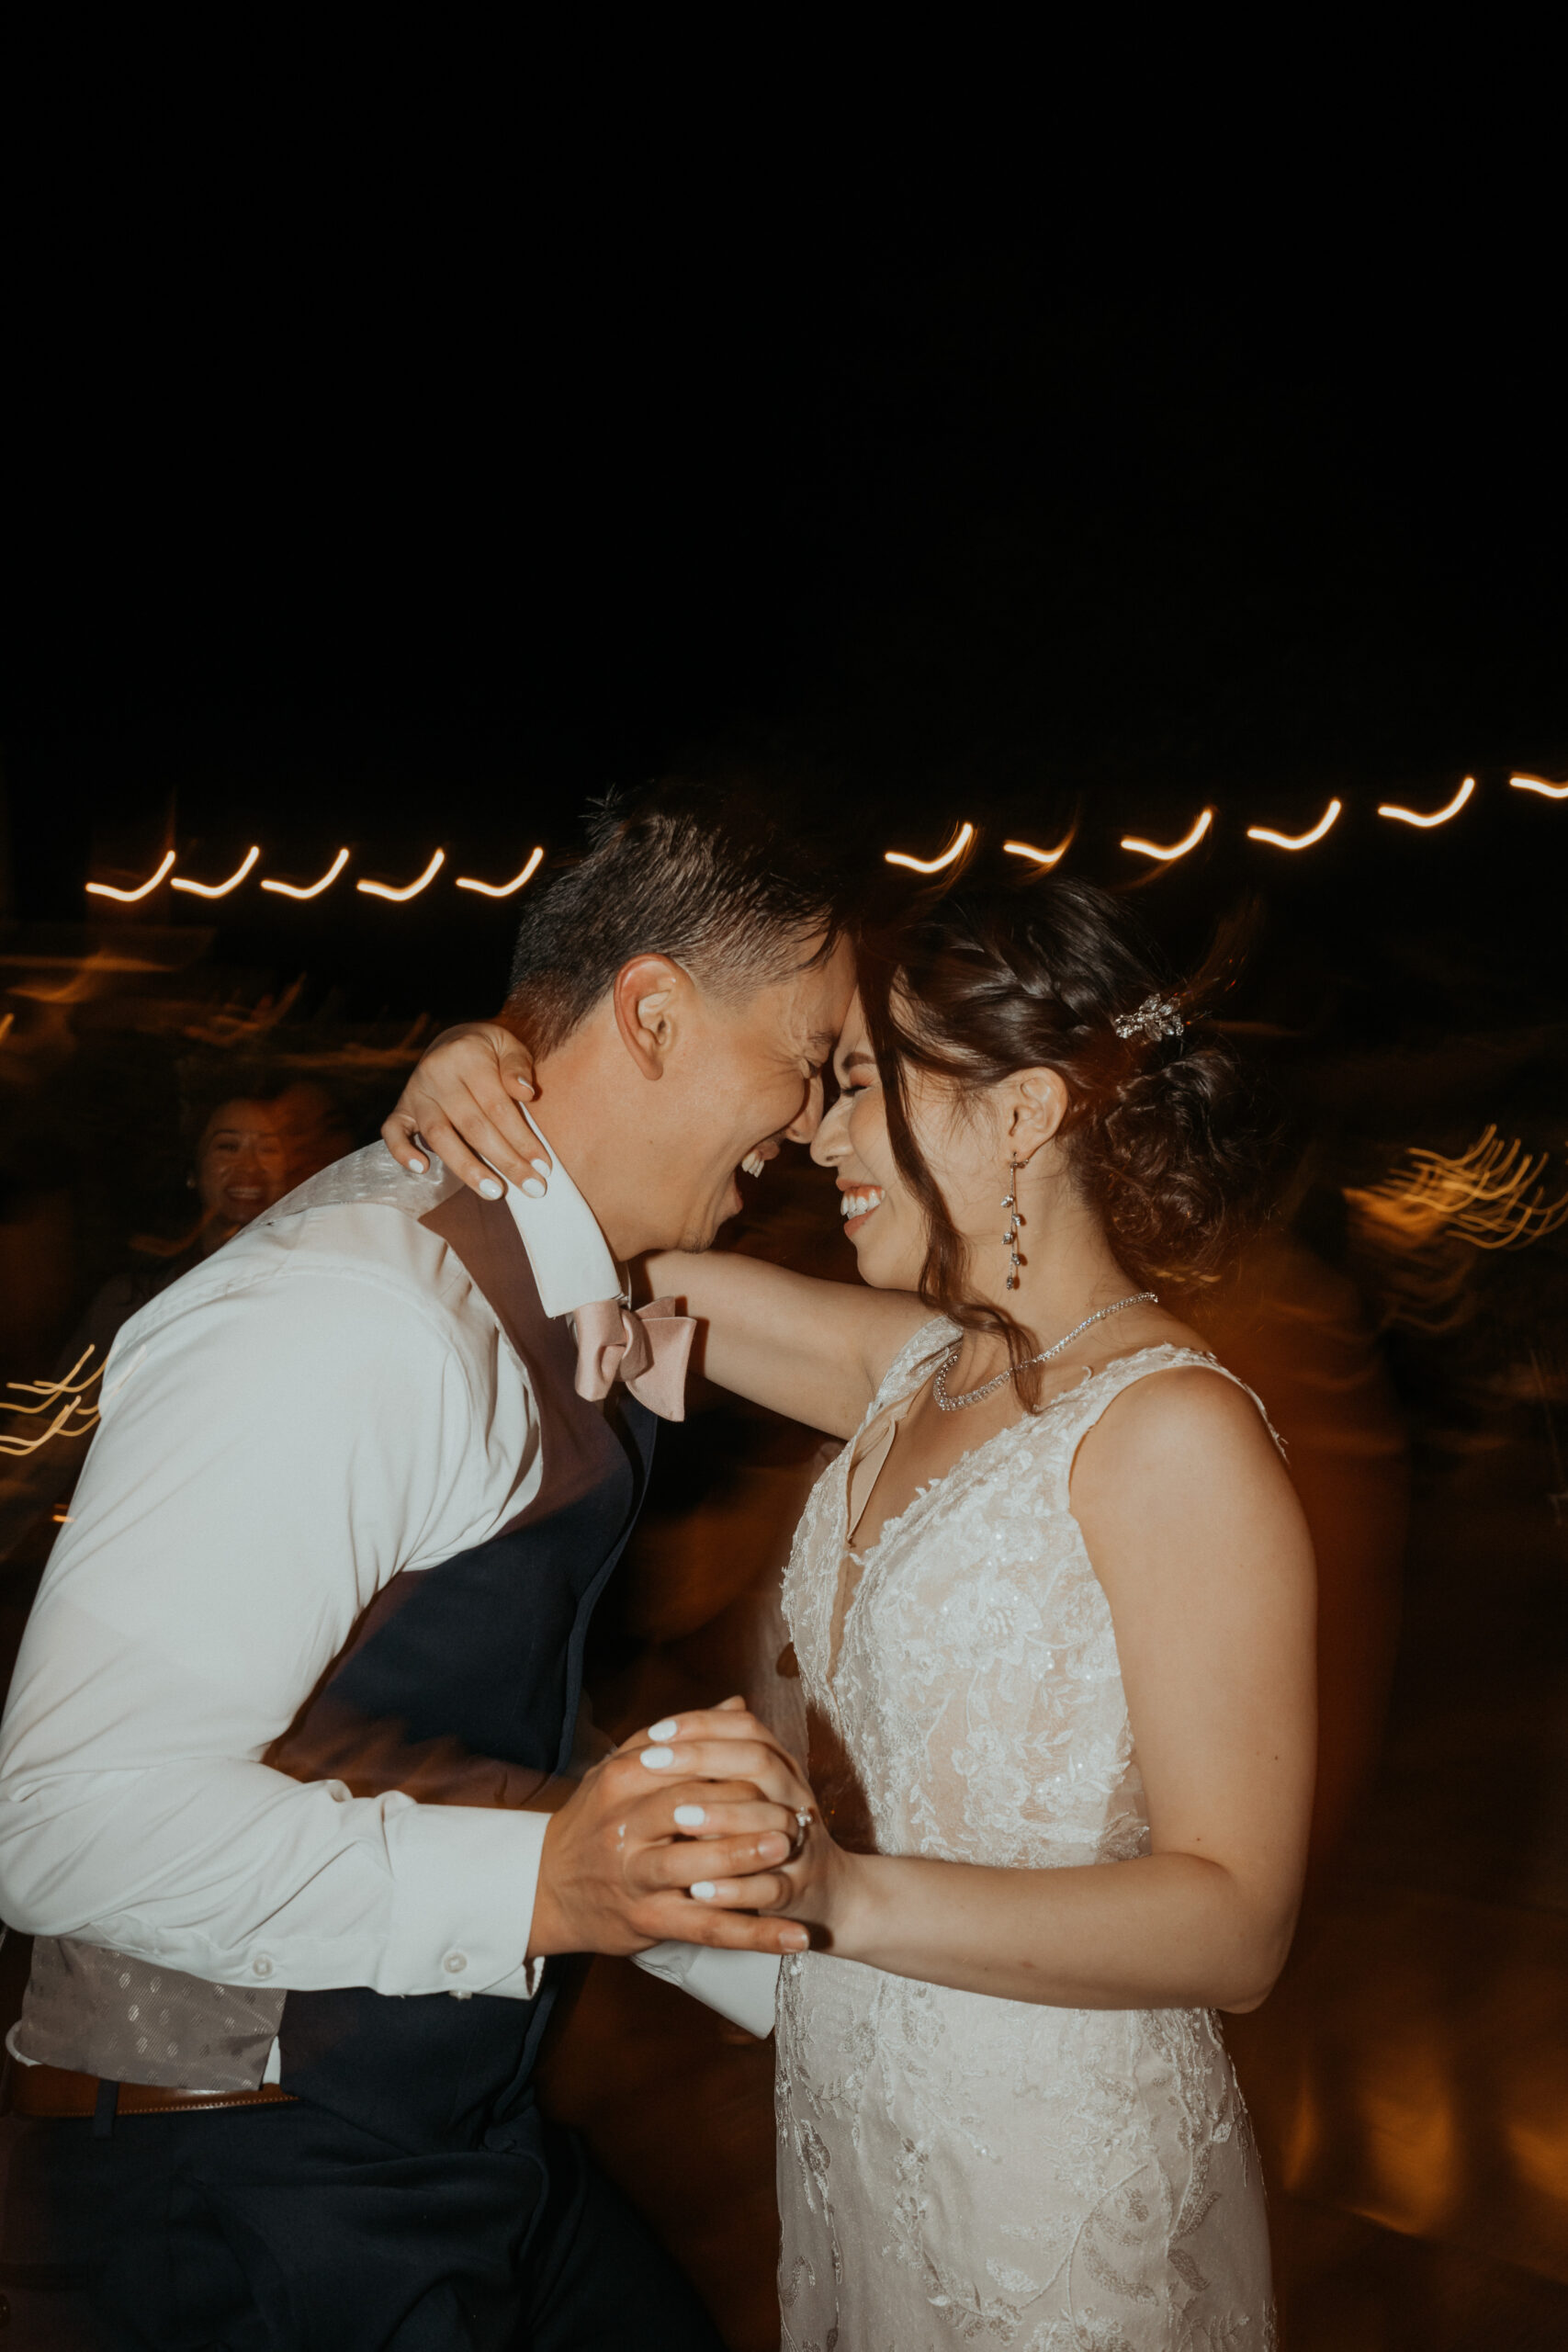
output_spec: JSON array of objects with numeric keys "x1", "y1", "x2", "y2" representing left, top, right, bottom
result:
[
  {"x1": 1002, "y1": 832, "x2": 1073, "y2": 869},
  {"x1": 170, "y1": 846, "x2": 261, "y2": 898},
  {"x1": 1377, "y1": 776, "x2": 1475, "y2": 829},
  {"x1": 85, "y1": 850, "x2": 175, "y2": 902},
  {"x1": 356, "y1": 850, "x2": 446, "y2": 903},
  {"x1": 1247, "y1": 800, "x2": 1343, "y2": 851},
  {"x1": 261, "y1": 849, "x2": 351, "y2": 900},
  {"x1": 74, "y1": 767, "x2": 1557, "y2": 910},
  {"x1": 455, "y1": 847, "x2": 545, "y2": 897},
  {"x1": 885, "y1": 821, "x2": 974, "y2": 874},
  {"x1": 1120, "y1": 808, "x2": 1213, "y2": 862}
]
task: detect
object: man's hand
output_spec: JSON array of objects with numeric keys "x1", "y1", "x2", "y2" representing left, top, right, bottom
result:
[
  {"x1": 382, "y1": 1021, "x2": 545, "y2": 1199},
  {"x1": 527, "y1": 1702, "x2": 814, "y2": 1961}
]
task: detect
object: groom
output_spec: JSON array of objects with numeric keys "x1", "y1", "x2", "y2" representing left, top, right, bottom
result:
[{"x1": 0, "y1": 787, "x2": 854, "y2": 2348}]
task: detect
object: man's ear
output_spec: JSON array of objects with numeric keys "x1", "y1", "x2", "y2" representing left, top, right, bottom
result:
[
  {"x1": 610, "y1": 955, "x2": 687, "y2": 1080},
  {"x1": 1008, "y1": 1067, "x2": 1071, "y2": 1157}
]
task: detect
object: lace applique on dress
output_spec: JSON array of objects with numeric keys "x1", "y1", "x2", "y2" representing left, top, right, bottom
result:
[{"x1": 776, "y1": 1335, "x2": 1278, "y2": 2350}]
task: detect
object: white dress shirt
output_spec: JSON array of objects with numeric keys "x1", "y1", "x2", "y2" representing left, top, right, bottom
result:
[{"x1": 0, "y1": 1137, "x2": 622, "y2": 2008}]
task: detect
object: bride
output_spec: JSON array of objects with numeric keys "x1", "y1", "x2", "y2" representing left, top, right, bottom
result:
[{"x1": 387, "y1": 876, "x2": 1314, "y2": 2348}]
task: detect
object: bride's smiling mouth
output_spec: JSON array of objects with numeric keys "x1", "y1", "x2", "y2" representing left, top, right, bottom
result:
[{"x1": 838, "y1": 1182, "x2": 885, "y2": 1238}]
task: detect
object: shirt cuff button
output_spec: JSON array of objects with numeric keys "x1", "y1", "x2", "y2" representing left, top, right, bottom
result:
[
  {"x1": 442, "y1": 1953, "x2": 468, "y2": 1975},
  {"x1": 252, "y1": 1955, "x2": 275, "y2": 1979}
]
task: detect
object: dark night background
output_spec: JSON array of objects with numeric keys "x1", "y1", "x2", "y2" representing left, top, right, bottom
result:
[
  {"x1": 2, "y1": 103, "x2": 1566, "y2": 2348},
  {"x1": 4, "y1": 141, "x2": 1563, "y2": 1015}
]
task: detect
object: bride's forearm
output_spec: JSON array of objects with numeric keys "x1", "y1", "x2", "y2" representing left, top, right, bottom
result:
[
  {"x1": 824, "y1": 1849, "x2": 1294, "y2": 2014},
  {"x1": 639, "y1": 1250, "x2": 925, "y2": 1439}
]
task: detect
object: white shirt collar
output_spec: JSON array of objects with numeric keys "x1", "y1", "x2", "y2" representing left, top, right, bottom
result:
[{"x1": 502, "y1": 1112, "x2": 623, "y2": 1319}]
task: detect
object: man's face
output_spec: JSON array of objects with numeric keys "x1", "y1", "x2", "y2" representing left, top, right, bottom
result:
[{"x1": 649, "y1": 933, "x2": 857, "y2": 1252}]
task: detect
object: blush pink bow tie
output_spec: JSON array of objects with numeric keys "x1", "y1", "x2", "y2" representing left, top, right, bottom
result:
[{"x1": 572, "y1": 1297, "x2": 696, "y2": 1422}]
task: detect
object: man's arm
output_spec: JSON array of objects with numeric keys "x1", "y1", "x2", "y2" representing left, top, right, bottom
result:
[
  {"x1": 0, "y1": 1216, "x2": 814, "y2": 1985},
  {"x1": 0, "y1": 1233, "x2": 556, "y2": 1996}
]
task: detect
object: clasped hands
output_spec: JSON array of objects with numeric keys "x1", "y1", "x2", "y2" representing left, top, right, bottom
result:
[{"x1": 527, "y1": 1697, "x2": 840, "y2": 1962}]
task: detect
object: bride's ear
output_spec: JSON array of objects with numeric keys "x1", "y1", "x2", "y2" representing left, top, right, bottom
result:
[{"x1": 1007, "y1": 1068, "x2": 1071, "y2": 1159}]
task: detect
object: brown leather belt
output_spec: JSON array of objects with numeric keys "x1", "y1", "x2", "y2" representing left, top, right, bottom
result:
[{"x1": 5, "y1": 2060, "x2": 298, "y2": 2120}]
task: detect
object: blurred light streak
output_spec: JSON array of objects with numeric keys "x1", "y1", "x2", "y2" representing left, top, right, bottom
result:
[
  {"x1": 1377, "y1": 776, "x2": 1475, "y2": 828},
  {"x1": 1506, "y1": 2113, "x2": 1568, "y2": 2201},
  {"x1": 1247, "y1": 800, "x2": 1342, "y2": 850},
  {"x1": 85, "y1": 850, "x2": 176, "y2": 901},
  {"x1": 171, "y1": 846, "x2": 261, "y2": 898},
  {"x1": 1120, "y1": 808, "x2": 1213, "y2": 862},
  {"x1": 1347, "y1": 1126, "x2": 1568, "y2": 1256},
  {"x1": 456, "y1": 847, "x2": 544, "y2": 897},
  {"x1": 1510, "y1": 774, "x2": 1568, "y2": 799},
  {"x1": 885, "y1": 822, "x2": 974, "y2": 873},
  {"x1": 1355, "y1": 2050, "x2": 1460, "y2": 2239},
  {"x1": 261, "y1": 849, "x2": 351, "y2": 899},
  {"x1": 1003, "y1": 833, "x2": 1073, "y2": 869},
  {"x1": 357, "y1": 850, "x2": 446, "y2": 902},
  {"x1": 1, "y1": 1349, "x2": 107, "y2": 1456}
]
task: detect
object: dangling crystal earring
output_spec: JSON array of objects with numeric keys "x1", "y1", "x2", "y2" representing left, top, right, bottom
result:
[{"x1": 1001, "y1": 1154, "x2": 1022, "y2": 1290}]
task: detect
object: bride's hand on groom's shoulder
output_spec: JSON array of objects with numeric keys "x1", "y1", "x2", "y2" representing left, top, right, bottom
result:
[
  {"x1": 382, "y1": 1020, "x2": 545, "y2": 1199},
  {"x1": 525, "y1": 1700, "x2": 818, "y2": 1962}
]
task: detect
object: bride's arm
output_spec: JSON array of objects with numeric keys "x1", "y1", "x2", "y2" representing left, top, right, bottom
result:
[
  {"x1": 381, "y1": 1023, "x2": 930, "y2": 1437},
  {"x1": 701, "y1": 1369, "x2": 1317, "y2": 2010},
  {"x1": 643, "y1": 1250, "x2": 928, "y2": 1439}
]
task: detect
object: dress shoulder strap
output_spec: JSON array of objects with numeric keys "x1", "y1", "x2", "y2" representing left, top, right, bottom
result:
[
  {"x1": 1055, "y1": 1342, "x2": 1286, "y2": 1461},
  {"x1": 867, "y1": 1315, "x2": 957, "y2": 1422}
]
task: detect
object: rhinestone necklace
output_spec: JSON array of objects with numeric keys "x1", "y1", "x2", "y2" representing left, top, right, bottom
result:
[{"x1": 932, "y1": 1293, "x2": 1158, "y2": 1412}]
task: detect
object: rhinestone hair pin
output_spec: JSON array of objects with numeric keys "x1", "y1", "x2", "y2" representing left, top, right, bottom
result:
[{"x1": 1111, "y1": 992, "x2": 1185, "y2": 1044}]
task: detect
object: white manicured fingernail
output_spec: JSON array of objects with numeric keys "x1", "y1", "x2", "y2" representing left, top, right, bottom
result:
[
  {"x1": 640, "y1": 1746, "x2": 674, "y2": 1770},
  {"x1": 521, "y1": 1178, "x2": 546, "y2": 1198},
  {"x1": 479, "y1": 1178, "x2": 503, "y2": 1200},
  {"x1": 530, "y1": 1159, "x2": 551, "y2": 1177},
  {"x1": 649, "y1": 1717, "x2": 679, "y2": 1740},
  {"x1": 689, "y1": 1882, "x2": 717, "y2": 1900},
  {"x1": 673, "y1": 1804, "x2": 705, "y2": 1828}
]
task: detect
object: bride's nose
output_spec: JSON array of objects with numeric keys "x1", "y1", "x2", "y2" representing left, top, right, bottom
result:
[{"x1": 810, "y1": 1095, "x2": 851, "y2": 1168}]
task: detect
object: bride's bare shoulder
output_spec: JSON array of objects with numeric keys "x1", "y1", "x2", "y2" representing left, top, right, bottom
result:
[{"x1": 1077, "y1": 1349, "x2": 1283, "y2": 1491}]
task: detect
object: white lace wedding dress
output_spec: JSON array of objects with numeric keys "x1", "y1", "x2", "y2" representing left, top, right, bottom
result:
[{"x1": 775, "y1": 1322, "x2": 1277, "y2": 2351}]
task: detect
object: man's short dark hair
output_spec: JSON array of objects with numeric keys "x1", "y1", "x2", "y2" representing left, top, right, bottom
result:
[{"x1": 504, "y1": 782, "x2": 843, "y2": 1052}]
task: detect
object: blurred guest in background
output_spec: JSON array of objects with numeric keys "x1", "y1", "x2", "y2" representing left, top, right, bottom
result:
[{"x1": 0, "y1": 1070, "x2": 349, "y2": 1566}]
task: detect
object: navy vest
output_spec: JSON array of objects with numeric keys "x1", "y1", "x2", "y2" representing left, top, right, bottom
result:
[{"x1": 265, "y1": 1185, "x2": 655, "y2": 2154}]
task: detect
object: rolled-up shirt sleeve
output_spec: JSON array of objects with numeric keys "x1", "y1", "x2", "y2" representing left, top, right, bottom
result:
[{"x1": 0, "y1": 1215, "x2": 549, "y2": 1998}]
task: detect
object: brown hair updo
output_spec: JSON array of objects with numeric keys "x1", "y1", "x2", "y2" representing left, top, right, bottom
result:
[{"x1": 857, "y1": 876, "x2": 1274, "y2": 1408}]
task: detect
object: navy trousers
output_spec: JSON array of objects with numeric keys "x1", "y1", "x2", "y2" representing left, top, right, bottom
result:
[{"x1": 6, "y1": 2101, "x2": 728, "y2": 2351}]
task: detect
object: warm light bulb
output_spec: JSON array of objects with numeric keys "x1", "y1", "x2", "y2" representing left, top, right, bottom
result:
[
  {"x1": 885, "y1": 822, "x2": 975, "y2": 874},
  {"x1": 455, "y1": 848, "x2": 545, "y2": 897},
  {"x1": 1246, "y1": 801, "x2": 1342, "y2": 851},
  {"x1": 1120, "y1": 808, "x2": 1213, "y2": 862}
]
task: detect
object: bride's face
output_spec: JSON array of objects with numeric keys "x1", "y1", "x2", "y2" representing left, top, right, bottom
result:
[{"x1": 811, "y1": 995, "x2": 1010, "y2": 1293}]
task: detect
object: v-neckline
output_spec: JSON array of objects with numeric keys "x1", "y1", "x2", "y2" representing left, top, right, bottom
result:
[{"x1": 823, "y1": 1340, "x2": 1219, "y2": 1686}]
